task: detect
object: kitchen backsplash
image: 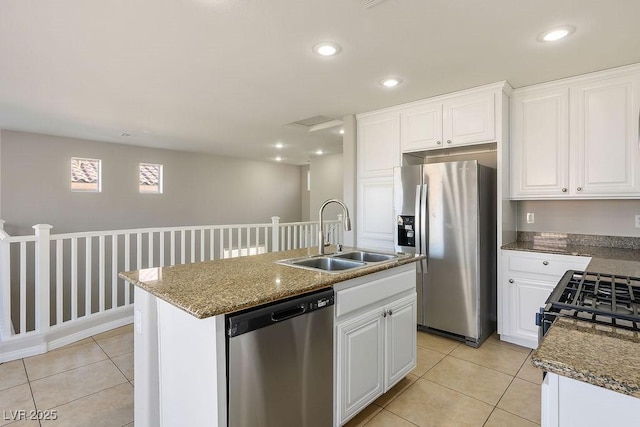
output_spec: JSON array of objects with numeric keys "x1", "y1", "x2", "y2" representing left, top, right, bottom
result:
[{"x1": 517, "y1": 200, "x2": 640, "y2": 237}]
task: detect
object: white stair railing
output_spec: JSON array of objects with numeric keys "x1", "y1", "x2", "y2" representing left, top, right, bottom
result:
[{"x1": 0, "y1": 216, "x2": 343, "y2": 361}]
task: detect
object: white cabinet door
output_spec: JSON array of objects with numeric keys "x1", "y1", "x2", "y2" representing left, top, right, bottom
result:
[
  {"x1": 443, "y1": 91, "x2": 495, "y2": 146},
  {"x1": 384, "y1": 294, "x2": 417, "y2": 389},
  {"x1": 337, "y1": 308, "x2": 385, "y2": 425},
  {"x1": 573, "y1": 75, "x2": 640, "y2": 196},
  {"x1": 357, "y1": 111, "x2": 400, "y2": 178},
  {"x1": 511, "y1": 87, "x2": 570, "y2": 198},
  {"x1": 400, "y1": 102, "x2": 443, "y2": 152},
  {"x1": 505, "y1": 276, "x2": 553, "y2": 349},
  {"x1": 357, "y1": 177, "x2": 394, "y2": 251}
]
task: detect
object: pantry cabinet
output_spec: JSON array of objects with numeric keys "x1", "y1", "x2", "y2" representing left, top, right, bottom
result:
[
  {"x1": 500, "y1": 250, "x2": 591, "y2": 349},
  {"x1": 400, "y1": 90, "x2": 496, "y2": 153},
  {"x1": 510, "y1": 67, "x2": 640, "y2": 199},
  {"x1": 334, "y1": 265, "x2": 416, "y2": 426}
]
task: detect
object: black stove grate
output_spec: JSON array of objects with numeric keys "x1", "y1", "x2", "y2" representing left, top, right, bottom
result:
[{"x1": 544, "y1": 270, "x2": 640, "y2": 331}]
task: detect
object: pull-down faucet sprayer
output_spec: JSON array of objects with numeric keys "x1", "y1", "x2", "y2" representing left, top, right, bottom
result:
[{"x1": 318, "y1": 199, "x2": 351, "y2": 255}]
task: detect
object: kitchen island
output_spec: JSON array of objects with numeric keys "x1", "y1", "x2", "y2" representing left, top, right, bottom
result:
[{"x1": 119, "y1": 246, "x2": 423, "y2": 427}]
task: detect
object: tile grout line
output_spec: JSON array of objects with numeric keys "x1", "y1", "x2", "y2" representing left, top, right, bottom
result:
[
  {"x1": 21, "y1": 358, "x2": 42, "y2": 427},
  {"x1": 26, "y1": 356, "x2": 111, "y2": 383},
  {"x1": 36, "y1": 380, "x2": 132, "y2": 417}
]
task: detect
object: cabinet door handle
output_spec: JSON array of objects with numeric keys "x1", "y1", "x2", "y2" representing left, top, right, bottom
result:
[
  {"x1": 577, "y1": 187, "x2": 583, "y2": 192},
  {"x1": 446, "y1": 140, "x2": 452, "y2": 144},
  {"x1": 388, "y1": 309, "x2": 393, "y2": 316},
  {"x1": 437, "y1": 140, "x2": 442, "y2": 145},
  {"x1": 508, "y1": 279, "x2": 514, "y2": 284},
  {"x1": 561, "y1": 188, "x2": 567, "y2": 192},
  {"x1": 383, "y1": 311, "x2": 387, "y2": 318},
  {"x1": 543, "y1": 261, "x2": 549, "y2": 265}
]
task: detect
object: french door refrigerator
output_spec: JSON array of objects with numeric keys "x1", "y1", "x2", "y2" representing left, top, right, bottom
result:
[{"x1": 393, "y1": 160, "x2": 496, "y2": 347}]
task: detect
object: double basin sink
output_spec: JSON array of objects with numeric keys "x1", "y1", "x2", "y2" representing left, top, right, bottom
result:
[{"x1": 277, "y1": 250, "x2": 398, "y2": 273}]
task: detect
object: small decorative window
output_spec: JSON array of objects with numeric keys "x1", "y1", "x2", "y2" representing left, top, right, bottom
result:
[
  {"x1": 71, "y1": 157, "x2": 101, "y2": 192},
  {"x1": 139, "y1": 163, "x2": 163, "y2": 194}
]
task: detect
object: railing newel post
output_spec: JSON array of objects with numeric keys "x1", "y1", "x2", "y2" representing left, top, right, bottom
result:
[
  {"x1": 271, "y1": 217, "x2": 280, "y2": 252},
  {"x1": 33, "y1": 224, "x2": 53, "y2": 335}
]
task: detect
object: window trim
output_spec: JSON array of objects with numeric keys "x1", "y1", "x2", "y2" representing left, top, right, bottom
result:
[
  {"x1": 139, "y1": 162, "x2": 164, "y2": 194},
  {"x1": 70, "y1": 157, "x2": 102, "y2": 193}
]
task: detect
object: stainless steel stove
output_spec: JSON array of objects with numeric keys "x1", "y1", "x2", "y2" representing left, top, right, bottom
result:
[{"x1": 537, "y1": 270, "x2": 640, "y2": 341}]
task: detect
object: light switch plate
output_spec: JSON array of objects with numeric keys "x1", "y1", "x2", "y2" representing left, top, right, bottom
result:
[{"x1": 526, "y1": 213, "x2": 535, "y2": 224}]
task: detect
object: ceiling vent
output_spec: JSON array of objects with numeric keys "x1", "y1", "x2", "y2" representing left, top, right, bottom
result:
[
  {"x1": 361, "y1": 0, "x2": 387, "y2": 8},
  {"x1": 293, "y1": 115, "x2": 333, "y2": 127},
  {"x1": 288, "y1": 115, "x2": 343, "y2": 132}
]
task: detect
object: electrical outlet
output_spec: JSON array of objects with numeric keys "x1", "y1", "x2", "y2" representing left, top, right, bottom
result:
[
  {"x1": 527, "y1": 213, "x2": 535, "y2": 224},
  {"x1": 635, "y1": 215, "x2": 640, "y2": 228}
]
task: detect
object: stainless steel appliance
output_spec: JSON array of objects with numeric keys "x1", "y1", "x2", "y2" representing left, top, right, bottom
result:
[
  {"x1": 537, "y1": 270, "x2": 640, "y2": 341},
  {"x1": 393, "y1": 160, "x2": 496, "y2": 347},
  {"x1": 226, "y1": 288, "x2": 334, "y2": 427}
]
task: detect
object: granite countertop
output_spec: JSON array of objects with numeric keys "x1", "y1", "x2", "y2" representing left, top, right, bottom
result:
[
  {"x1": 119, "y1": 247, "x2": 424, "y2": 319},
  {"x1": 532, "y1": 318, "x2": 640, "y2": 397},
  {"x1": 501, "y1": 232, "x2": 640, "y2": 277}
]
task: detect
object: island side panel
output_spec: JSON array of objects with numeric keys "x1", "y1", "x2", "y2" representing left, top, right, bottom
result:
[
  {"x1": 156, "y1": 299, "x2": 227, "y2": 427},
  {"x1": 134, "y1": 287, "x2": 160, "y2": 427}
]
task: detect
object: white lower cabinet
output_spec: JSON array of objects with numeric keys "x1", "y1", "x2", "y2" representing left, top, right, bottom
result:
[
  {"x1": 500, "y1": 250, "x2": 591, "y2": 349},
  {"x1": 334, "y1": 265, "x2": 417, "y2": 426}
]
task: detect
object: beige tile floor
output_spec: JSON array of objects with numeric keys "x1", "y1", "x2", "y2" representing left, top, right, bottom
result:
[
  {"x1": 0, "y1": 325, "x2": 134, "y2": 427},
  {"x1": 1, "y1": 327, "x2": 540, "y2": 427},
  {"x1": 346, "y1": 331, "x2": 542, "y2": 427}
]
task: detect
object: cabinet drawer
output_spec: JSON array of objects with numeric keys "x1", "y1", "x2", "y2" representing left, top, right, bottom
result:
[
  {"x1": 505, "y1": 250, "x2": 591, "y2": 278},
  {"x1": 336, "y1": 269, "x2": 414, "y2": 318}
]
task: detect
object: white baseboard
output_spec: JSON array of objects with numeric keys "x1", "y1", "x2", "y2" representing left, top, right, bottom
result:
[{"x1": 0, "y1": 305, "x2": 134, "y2": 362}]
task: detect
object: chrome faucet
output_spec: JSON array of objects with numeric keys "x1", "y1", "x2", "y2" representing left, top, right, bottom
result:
[{"x1": 318, "y1": 199, "x2": 352, "y2": 255}]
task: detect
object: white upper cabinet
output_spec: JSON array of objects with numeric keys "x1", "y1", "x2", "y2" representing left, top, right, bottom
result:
[
  {"x1": 511, "y1": 87, "x2": 570, "y2": 197},
  {"x1": 573, "y1": 75, "x2": 639, "y2": 195},
  {"x1": 400, "y1": 90, "x2": 496, "y2": 153},
  {"x1": 357, "y1": 111, "x2": 400, "y2": 178},
  {"x1": 511, "y1": 66, "x2": 640, "y2": 199}
]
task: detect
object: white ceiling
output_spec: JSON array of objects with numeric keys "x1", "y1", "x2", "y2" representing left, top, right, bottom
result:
[{"x1": 1, "y1": 0, "x2": 639, "y2": 165}]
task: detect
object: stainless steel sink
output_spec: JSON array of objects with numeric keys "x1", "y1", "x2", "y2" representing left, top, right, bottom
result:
[
  {"x1": 332, "y1": 251, "x2": 398, "y2": 263},
  {"x1": 288, "y1": 257, "x2": 365, "y2": 272}
]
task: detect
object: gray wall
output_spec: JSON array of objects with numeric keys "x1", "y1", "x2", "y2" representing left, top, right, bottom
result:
[
  {"x1": 517, "y1": 200, "x2": 640, "y2": 237},
  {"x1": 310, "y1": 153, "x2": 344, "y2": 223},
  {"x1": 1, "y1": 131, "x2": 302, "y2": 235}
]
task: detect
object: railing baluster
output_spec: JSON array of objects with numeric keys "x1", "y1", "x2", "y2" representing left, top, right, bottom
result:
[
  {"x1": 245, "y1": 227, "x2": 250, "y2": 255},
  {"x1": 0, "y1": 241, "x2": 11, "y2": 337},
  {"x1": 20, "y1": 242, "x2": 27, "y2": 334},
  {"x1": 148, "y1": 232, "x2": 154, "y2": 267},
  {"x1": 253, "y1": 227, "x2": 258, "y2": 254},
  {"x1": 124, "y1": 234, "x2": 130, "y2": 306},
  {"x1": 71, "y1": 238, "x2": 78, "y2": 321},
  {"x1": 136, "y1": 232, "x2": 142, "y2": 270},
  {"x1": 99, "y1": 235, "x2": 105, "y2": 312},
  {"x1": 159, "y1": 231, "x2": 165, "y2": 267},
  {"x1": 237, "y1": 228, "x2": 241, "y2": 257},
  {"x1": 209, "y1": 229, "x2": 214, "y2": 260},
  {"x1": 228, "y1": 228, "x2": 232, "y2": 258},
  {"x1": 287, "y1": 226, "x2": 292, "y2": 250},
  {"x1": 200, "y1": 229, "x2": 205, "y2": 262},
  {"x1": 170, "y1": 231, "x2": 176, "y2": 265},
  {"x1": 293, "y1": 226, "x2": 298, "y2": 250},
  {"x1": 190, "y1": 229, "x2": 195, "y2": 263},
  {"x1": 264, "y1": 226, "x2": 269, "y2": 253},
  {"x1": 112, "y1": 234, "x2": 118, "y2": 309},
  {"x1": 56, "y1": 240, "x2": 63, "y2": 325},
  {"x1": 86, "y1": 237, "x2": 92, "y2": 317},
  {"x1": 181, "y1": 230, "x2": 186, "y2": 264}
]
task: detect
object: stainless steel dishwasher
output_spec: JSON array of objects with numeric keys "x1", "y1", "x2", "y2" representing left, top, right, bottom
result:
[{"x1": 226, "y1": 288, "x2": 334, "y2": 427}]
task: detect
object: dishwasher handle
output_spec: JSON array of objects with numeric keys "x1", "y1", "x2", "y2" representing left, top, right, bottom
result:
[{"x1": 271, "y1": 304, "x2": 306, "y2": 322}]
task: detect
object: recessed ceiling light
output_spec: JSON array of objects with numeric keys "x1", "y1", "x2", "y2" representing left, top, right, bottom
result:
[
  {"x1": 120, "y1": 132, "x2": 131, "y2": 137},
  {"x1": 275, "y1": 142, "x2": 284, "y2": 149},
  {"x1": 313, "y1": 42, "x2": 341, "y2": 56},
  {"x1": 538, "y1": 26, "x2": 575, "y2": 42},
  {"x1": 339, "y1": 129, "x2": 345, "y2": 135},
  {"x1": 315, "y1": 150, "x2": 324, "y2": 155},
  {"x1": 380, "y1": 78, "x2": 402, "y2": 88},
  {"x1": 275, "y1": 156, "x2": 282, "y2": 162}
]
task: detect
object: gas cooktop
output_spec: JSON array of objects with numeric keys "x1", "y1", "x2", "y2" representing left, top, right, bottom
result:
[{"x1": 539, "y1": 270, "x2": 640, "y2": 335}]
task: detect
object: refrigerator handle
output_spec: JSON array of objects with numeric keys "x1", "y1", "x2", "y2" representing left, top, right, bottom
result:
[
  {"x1": 420, "y1": 184, "x2": 428, "y2": 257},
  {"x1": 414, "y1": 185, "x2": 422, "y2": 253}
]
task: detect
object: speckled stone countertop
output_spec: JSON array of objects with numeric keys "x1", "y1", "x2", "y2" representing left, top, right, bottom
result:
[
  {"x1": 532, "y1": 318, "x2": 640, "y2": 397},
  {"x1": 501, "y1": 232, "x2": 640, "y2": 277},
  {"x1": 119, "y1": 247, "x2": 424, "y2": 319}
]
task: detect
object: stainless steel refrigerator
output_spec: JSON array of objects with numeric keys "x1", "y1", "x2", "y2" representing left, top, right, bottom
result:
[{"x1": 393, "y1": 160, "x2": 496, "y2": 347}]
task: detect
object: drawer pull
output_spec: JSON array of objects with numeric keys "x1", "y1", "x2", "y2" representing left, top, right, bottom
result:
[
  {"x1": 388, "y1": 309, "x2": 393, "y2": 316},
  {"x1": 543, "y1": 261, "x2": 549, "y2": 266},
  {"x1": 561, "y1": 188, "x2": 567, "y2": 192},
  {"x1": 508, "y1": 279, "x2": 514, "y2": 284},
  {"x1": 383, "y1": 311, "x2": 387, "y2": 318}
]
